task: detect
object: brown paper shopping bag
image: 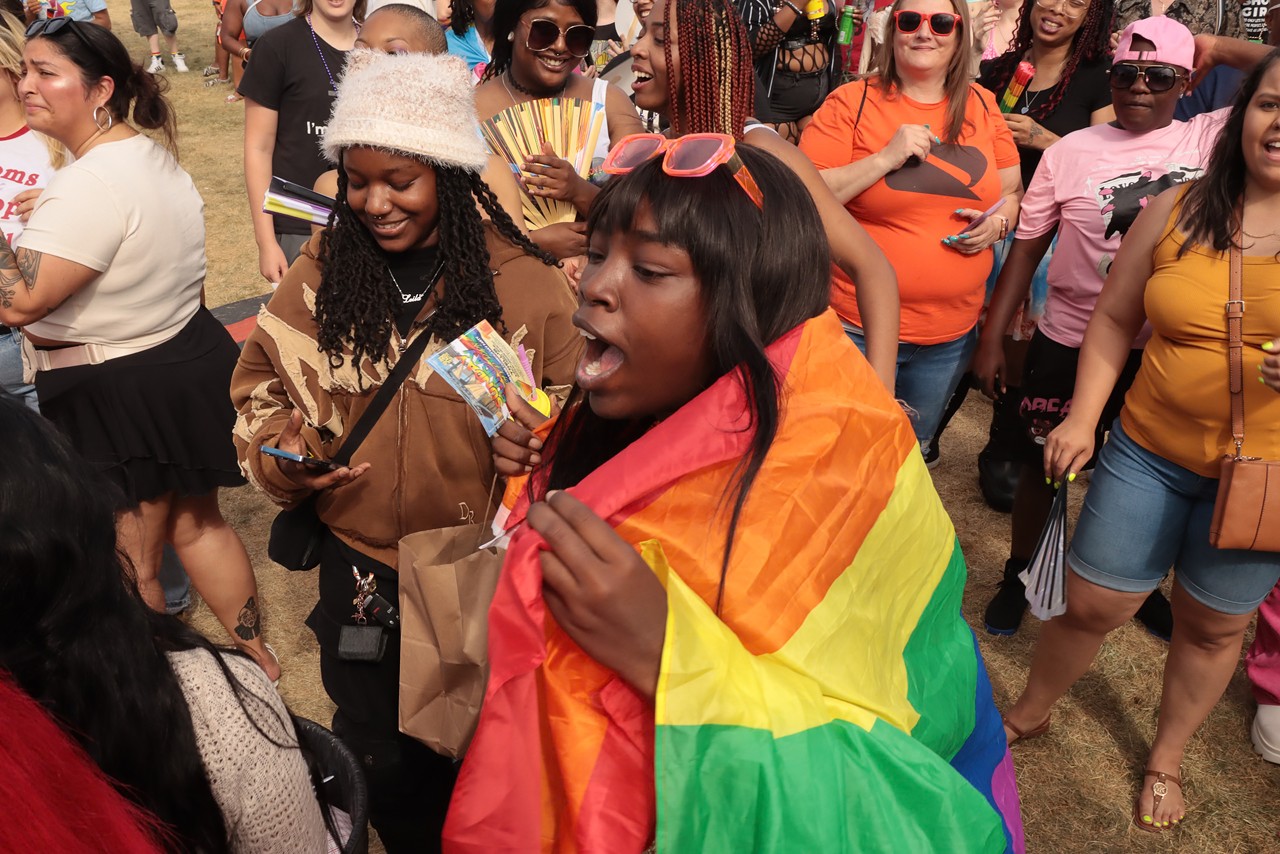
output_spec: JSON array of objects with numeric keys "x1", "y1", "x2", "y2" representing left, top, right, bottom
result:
[{"x1": 397, "y1": 524, "x2": 504, "y2": 759}]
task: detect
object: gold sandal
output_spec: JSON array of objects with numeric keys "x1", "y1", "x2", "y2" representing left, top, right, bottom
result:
[{"x1": 1134, "y1": 768, "x2": 1183, "y2": 832}]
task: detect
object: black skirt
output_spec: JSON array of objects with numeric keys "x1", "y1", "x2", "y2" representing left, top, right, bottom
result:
[{"x1": 35, "y1": 307, "x2": 247, "y2": 507}]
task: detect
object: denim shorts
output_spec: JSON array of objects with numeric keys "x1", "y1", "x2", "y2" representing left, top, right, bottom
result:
[{"x1": 1068, "y1": 419, "x2": 1280, "y2": 615}]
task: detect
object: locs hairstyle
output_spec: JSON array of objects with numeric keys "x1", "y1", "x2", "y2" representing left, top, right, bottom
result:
[
  {"x1": 662, "y1": 0, "x2": 756, "y2": 138},
  {"x1": 316, "y1": 156, "x2": 557, "y2": 373},
  {"x1": 30, "y1": 21, "x2": 179, "y2": 153},
  {"x1": 482, "y1": 0, "x2": 598, "y2": 80},
  {"x1": 537, "y1": 146, "x2": 830, "y2": 607},
  {"x1": 982, "y1": 0, "x2": 1114, "y2": 124},
  {"x1": 1175, "y1": 48, "x2": 1280, "y2": 258}
]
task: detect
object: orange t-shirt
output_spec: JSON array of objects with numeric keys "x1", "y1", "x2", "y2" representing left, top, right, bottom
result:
[{"x1": 800, "y1": 79, "x2": 1019, "y2": 344}]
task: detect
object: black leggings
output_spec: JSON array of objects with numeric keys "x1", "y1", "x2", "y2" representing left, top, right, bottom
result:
[{"x1": 306, "y1": 531, "x2": 458, "y2": 853}]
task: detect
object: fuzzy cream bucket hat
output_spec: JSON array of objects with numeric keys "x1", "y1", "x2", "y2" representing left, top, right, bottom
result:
[{"x1": 322, "y1": 49, "x2": 489, "y2": 172}]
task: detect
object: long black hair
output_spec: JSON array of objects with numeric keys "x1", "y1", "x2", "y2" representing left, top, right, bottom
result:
[
  {"x1": 316, "y1": 154, "x2": 556, "y2": 374},
  {"x1": 1176, "y1": 48, "x2": 1280, "y2": 257},
  {"x1": 536, "y1": 146, "x2": 830, "y2": 608},
  {"x1": 31, "y1": 21, "x2": 179, "y2": 153},
  {"x1": 982, "y1": 0, "x2": 1114, "y2": 123},
  {"x1": 0, "y1": 395, "x2": 310, "y2": 852},
  {"x1": 481, "y1": 0, "x2": 597, "y2": 81}
]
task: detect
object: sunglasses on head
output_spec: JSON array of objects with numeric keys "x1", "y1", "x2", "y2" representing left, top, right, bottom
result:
[
  {"x1": 1108, "y1": 62, "x2": 1185, "y2": 92},
  {"x1": 603, "y1": 133, "x2": 764, "y2": 208},
  {"x1": 25, "y1": 16, "x2": 103, "y2": 55},
  {"x1": 524, "y1": 18, "x2": 595, "y2": 59},
  {"x1": 892, "y1": 10, "x2": 962, "y2": 36}
]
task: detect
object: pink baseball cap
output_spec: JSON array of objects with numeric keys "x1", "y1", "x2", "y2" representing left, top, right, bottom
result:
[{"x1": 1113, "y1": 16, "x2": 1195, "y2": 71}]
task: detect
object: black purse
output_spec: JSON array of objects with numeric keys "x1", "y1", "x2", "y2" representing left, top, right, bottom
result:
[{"x1": 267, "y1": 325, "x2": 438, "y2": 570}]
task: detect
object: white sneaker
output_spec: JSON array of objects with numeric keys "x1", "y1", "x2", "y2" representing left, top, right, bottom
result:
[
  {"x1": 1251, "y1": 704, "x2": 1280, "y2": 764},
  {"x1": 171, "y1": 53, "x2": 189, "y2": 72},
  {"x1": 147, "y1": 54, "x2": 164, "y2": 73}
]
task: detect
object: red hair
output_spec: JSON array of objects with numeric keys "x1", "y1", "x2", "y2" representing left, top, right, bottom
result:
[
  {"x1": 663, "y1": 0, "x2": 757, "y2": 138},
  {"x1": 0, "y1": 673, "x2": 170, "y2": 853}
]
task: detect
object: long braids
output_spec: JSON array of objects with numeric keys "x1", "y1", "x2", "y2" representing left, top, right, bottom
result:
[
  {"x1": 664, "y1": 0, "x2": 756, "y2": 138},
  {"x1": 984, "y1": 0, "x2": 1113, "y2": 122},
  {"x1": 316, "y1": 160, "x2": 556, "y2": 375}
]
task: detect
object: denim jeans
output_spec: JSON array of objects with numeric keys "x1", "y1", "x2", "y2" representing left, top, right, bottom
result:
[
  {"x1": 0, "y1": 327, "x2": 37, "y2": 410},
  {"x1": 846, "y1": 324, "x2": 978, "y2": 451}
]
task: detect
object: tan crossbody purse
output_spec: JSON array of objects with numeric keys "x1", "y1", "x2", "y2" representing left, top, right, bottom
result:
[{"x1": 1208, "y1": 244, "x2": 1280, "y2": 552}]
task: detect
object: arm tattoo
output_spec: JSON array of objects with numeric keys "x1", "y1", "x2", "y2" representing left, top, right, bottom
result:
[
  {"x1": 16, "y1": 248, "x2": 41, "y2": 290},
  {"x1": 0, "y1": 242, "x2": 42, "y2": 308},
  {"x1": 234, "y1": 595, "x2": 262, "y2": 641}
]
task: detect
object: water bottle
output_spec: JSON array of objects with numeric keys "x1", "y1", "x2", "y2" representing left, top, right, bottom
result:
[{"x1": 837, "y1": 4, "x2": 855, "y2": 45}]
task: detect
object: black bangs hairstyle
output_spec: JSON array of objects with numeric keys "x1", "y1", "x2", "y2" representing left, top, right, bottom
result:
[
  {"x1": 537, "y1": 145, "x2": 830, "y2": 608},
  {"x1": 0, "y1": 394, "x2": 336, "y2": 853},
  {"x1": 481, "y1": 0, "x2": 597, "y2": 80},
  {"x1": 1176, "y1": 48, "x2": 1280, "y2": 258},
  {"x1": 317, "y1": 152, "x2": 556, "y2": 375}
]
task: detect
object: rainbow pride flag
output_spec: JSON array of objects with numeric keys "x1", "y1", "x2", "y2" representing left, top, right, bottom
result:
[{"x1": 444, "y1": 310, "x2": 1023, "y2": 853}]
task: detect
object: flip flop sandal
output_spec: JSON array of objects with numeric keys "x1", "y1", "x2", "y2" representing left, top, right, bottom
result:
[
  {"x1": 225, "y1": 93, "x2": 244, "y2": 104},
  {"x1": 204, "y1": 77, "x2": 231, "y2": 88},
  {"x1": 263, "y1": 642, "x2": 281, "y2": 690},
  {"x1": 201, "y1": 64, "x2": 220, "y2": 76},
  {"x1": 1002, "y1": 713, "x2": 1050, "y2": 746},
  {"x1": 1134, "y1": 768, "x2": 1183, "y2": 832}
]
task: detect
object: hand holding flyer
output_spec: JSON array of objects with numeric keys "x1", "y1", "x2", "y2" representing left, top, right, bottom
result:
[{"x1": 426, "y1": 321, "x2": 550, "y2": 435}]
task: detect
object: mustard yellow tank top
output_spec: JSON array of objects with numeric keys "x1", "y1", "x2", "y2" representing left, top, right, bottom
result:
[{"x1": 1120, "y1": 204, "x2": 1280, "y2": 477}]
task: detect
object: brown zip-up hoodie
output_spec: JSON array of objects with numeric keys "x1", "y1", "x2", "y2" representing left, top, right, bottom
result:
[{"x1": 231, "y1": 226, "x2": 581, "y2": 567}]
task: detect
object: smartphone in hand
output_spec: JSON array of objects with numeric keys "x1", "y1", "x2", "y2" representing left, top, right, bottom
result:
[
  {"x1": 260, "y1": 445, "x2": 341, "y2": 471},
  {"x1": 960, "y1": 198, "x2": 1007, "y2": 235}
]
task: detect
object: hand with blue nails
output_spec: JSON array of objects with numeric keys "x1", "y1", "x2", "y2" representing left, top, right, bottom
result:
[{"x1": 941, "y1": 207, "x2": 1004, "y2": 255}]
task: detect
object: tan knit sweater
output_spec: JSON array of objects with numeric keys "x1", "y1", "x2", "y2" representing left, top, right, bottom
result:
[{"x1": 167, "y1": 649, "x2": 327, "y2": 853}]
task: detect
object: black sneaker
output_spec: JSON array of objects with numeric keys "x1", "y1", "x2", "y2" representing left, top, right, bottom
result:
[
  {"x1": 984, "y1": 558, "x2": 1029, "y2": 636},
  {"x1": 924, "y1": 440, "x2": 940, "y2": 469},
  {"x1": 1134, "y1": 589, "x2": 1173, "y2": 642},
  {"x1": 977, "y1": 450, "x2": 1019, "y2": 513}
]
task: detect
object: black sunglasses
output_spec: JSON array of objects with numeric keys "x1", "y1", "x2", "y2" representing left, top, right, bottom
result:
[
  {"x1": 25, "y1": 16, "x2": 105, "y2": 58},
  {"x1": 892, "y1": 10, "x2": 962, "y2": 36},
  {"x1": 1108, "y1": 62, "x2": 1185, "y2": 93},
  {"x1": 525, "y1": 18, "x2": 594, "y2": 59}
]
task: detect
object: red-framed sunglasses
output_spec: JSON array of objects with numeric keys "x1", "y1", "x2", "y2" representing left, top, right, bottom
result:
[
  {"x1": 892, "y1": 10, "x2": 962, "y2": 35},
  {"x1": 602, "y1": 133, "x2": 764, "y2": 208}
]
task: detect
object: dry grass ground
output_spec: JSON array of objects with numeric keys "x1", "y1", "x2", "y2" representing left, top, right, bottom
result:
[{"x1": 138, "y1": 0, "x2": 1280, "y2": 847}]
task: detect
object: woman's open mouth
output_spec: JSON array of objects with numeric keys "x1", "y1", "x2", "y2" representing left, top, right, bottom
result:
[{"x1": 575, "y1": 324, "x2": 625, "y2": 390}]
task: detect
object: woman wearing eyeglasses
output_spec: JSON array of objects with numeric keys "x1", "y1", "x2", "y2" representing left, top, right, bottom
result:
[
  {"x1": 997, "y1": 21, "x2": 1275, "y2": 833},
  {"x1": 474, "y1": 0, "x2": 643, "y2": 259},
  {"x1": 975, "y1": 19, "x2": 1270, "y2": 638},
  {"x1": 801, "y1": 0, "x2": 1022, "y2": 463},
  {"x1": 0, "y1": 20, "x2": 281, "y2": 683},
  {"x1": 448, "y1": 135, "x2": 1023, "y2": 853}
]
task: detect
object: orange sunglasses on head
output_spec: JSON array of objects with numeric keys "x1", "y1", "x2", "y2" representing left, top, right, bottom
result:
[{"x1": 602, "y1": 133, "x2": 764, "y2": 208}]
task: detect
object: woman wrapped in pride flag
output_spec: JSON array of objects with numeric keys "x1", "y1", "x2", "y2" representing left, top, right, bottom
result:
[{"x1": 444, "y1": 136, "x2": 1023, "y2": 852}]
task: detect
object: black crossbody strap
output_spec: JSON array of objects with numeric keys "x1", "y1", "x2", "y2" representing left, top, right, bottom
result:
[{"x1": 330, "y1": 315, "x2": 438, "y2": 467}]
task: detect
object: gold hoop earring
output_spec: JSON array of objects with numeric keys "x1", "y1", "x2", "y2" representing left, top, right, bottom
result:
[{"x1": 92, "y1": 105, "x2": 113, "y2": 131}]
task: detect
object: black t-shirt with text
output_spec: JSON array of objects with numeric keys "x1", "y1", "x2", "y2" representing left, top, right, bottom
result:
[{"x1": 238, "y1": 16, "x2": 346, "y2": 236}]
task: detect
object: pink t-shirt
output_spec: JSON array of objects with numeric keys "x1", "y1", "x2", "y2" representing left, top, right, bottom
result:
[{"x1": 1017, "y1": 109, "x2": 1228, "y2": 348}]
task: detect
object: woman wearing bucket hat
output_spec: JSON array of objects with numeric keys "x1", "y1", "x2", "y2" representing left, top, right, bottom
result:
[{"x1": 231, "y1": 50, "x2": 580, "y2": 852}]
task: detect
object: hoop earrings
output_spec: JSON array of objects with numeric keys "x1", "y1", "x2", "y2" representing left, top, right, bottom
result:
[{"x1": 92, "y1": 105, "x2": 113, "y2": 131}]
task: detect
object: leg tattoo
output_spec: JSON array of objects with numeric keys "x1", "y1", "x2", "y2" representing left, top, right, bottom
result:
[{"x1": 234, "y1": 595, "x2": 261, "y2": 641}]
